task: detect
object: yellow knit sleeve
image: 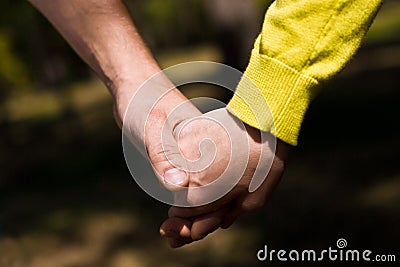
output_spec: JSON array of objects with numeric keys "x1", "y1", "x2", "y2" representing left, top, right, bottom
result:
[{"x1": 227, "y1": 0, "x2": 382, "y2": 145}]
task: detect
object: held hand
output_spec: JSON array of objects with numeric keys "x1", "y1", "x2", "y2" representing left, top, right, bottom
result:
[{"x1": 159, "y1": 108, "x2": 290, "y2": 247}]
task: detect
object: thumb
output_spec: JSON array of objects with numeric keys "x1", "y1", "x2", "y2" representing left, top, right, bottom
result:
[
  {"x1": 163, "y1": 168, "x2": 189, "y2": 191},
  {"x1": 146, "y1": 116, "x2": 189, "y2": 192}
]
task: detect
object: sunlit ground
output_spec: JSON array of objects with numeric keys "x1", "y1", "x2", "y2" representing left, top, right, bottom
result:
[{"x1": 1, "y1": 3, "x2": 400, "y2": 266}]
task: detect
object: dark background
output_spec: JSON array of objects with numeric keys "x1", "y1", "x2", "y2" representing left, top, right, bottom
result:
[{"x1": 0, "y1": 0, "x2": 399, "y2": 266}]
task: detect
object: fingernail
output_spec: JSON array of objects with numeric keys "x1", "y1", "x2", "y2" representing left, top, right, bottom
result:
[
  {"x1": 160, "y1": 229, "x2": 166, "y2": 236},
  {"x1": 160, "y1": 229, "x2": 174, "y2": 237},
  {"x1": 164, "y1": 168, "x2": 187, "y2": 186},
  {"x1": 160, "y1": 228, "x2": 179, "y2": 238}
]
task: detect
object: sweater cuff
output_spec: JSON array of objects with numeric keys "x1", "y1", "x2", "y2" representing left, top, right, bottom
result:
[{"x1": 227, "y1": 48, "x2": 319, "y2": 146}]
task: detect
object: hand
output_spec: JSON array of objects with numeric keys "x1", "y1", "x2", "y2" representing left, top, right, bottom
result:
[
  {"x1": 119, "y1": 80, "x2": 204, "y2": 190},
  {"x1": 159, "y1": 108, "x2": 290, "y2": 247}
]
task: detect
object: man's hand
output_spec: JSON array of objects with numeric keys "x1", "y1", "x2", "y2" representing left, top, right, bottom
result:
[{"x1": 159, "y1": 108, "x2": 290, "y2": 247}]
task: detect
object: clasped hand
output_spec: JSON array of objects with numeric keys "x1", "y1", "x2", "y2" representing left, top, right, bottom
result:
[{"x1": 137, "y1": 98, "x2": 289, "y2": 248}]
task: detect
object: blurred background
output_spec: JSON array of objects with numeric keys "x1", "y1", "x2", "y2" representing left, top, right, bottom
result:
[{"x1": 0, "y1": 0, "x2": 399, "y2": 266}]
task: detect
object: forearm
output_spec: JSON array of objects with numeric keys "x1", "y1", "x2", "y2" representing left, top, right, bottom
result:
[{"x1": 29, "y1": 0, "x2": 187, "y2": 122}]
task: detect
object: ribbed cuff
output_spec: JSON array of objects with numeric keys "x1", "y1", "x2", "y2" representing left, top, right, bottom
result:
[{"x1": 227, "y1": 48, "x2": 319, "y2": 146}]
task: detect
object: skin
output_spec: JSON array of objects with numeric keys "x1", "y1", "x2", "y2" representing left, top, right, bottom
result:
[
  {"x1": 29, "y1": 0, "x2": 291, "y2": 248},
  {"x1": 159, "y1": 119, "x2": 290, "y2": 247}
]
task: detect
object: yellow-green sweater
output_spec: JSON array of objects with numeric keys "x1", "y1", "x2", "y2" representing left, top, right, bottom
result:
[{"x1": 227, "y1": 0, "x2": 383, "y2": 146}]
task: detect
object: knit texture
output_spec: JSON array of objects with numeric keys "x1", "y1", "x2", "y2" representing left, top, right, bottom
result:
[{"x1": 227, "y1": 0, "x2": 382, "y2": 145}]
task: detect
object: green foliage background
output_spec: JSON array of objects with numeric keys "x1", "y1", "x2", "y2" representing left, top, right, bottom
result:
[{"x1": 0, "y1": 0, "x2": 276, "y2": 93}]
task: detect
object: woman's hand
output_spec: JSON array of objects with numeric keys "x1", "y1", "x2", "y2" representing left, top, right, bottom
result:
[{"x1": 159, "y1": 108, "x2": 290, "y2": 247}]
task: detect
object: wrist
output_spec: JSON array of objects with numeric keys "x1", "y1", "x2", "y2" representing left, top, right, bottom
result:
[
  {"x1": 114, "y1": 74, "x2": 202, "y2": 147},
  {"x1": 110, "y1": 68, "x2": 165, "y2": 124}
]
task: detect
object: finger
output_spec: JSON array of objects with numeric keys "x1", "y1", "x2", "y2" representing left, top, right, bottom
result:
[
  {"x1": 220, "y1": 176, "x2": 277, "y2": 230},
  {"x1": 160, "y1": 217, "x2": 192, "y2": 240},
  {"x1": 163, "y1": 168, "x2": 189, "y2": 190},
  {"x1": 168, "y1": 204, "x2": 218, "y2": 218},
  {"x1": 169, "y1": 191, "x2": 234, "y2": 218},
  {"x1": 146, "y1": 113, "x2": 189, "y2": 191},
  {"x1": 191, "y1": 205, "x2": 230, "y2": 240},
  {"x1": 221, "y1": 206, "x2": 245, "y2": 229}
]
